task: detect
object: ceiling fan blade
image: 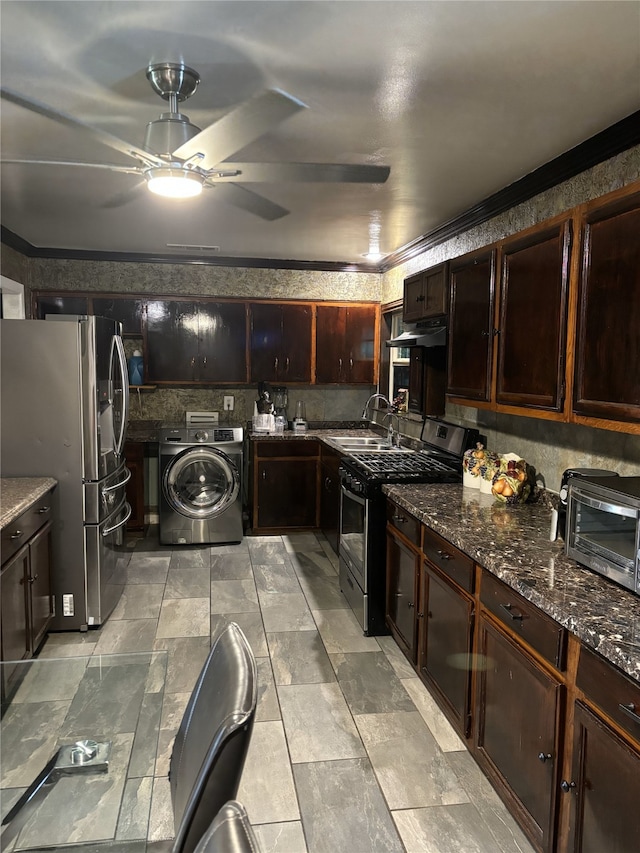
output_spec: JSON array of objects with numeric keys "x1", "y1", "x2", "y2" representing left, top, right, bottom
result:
[
  {"x1": 216, "y1": 162, "x2": 391, "y2": 184},
  {"x1": 172, "y1": 89, "x2": 306, "y2": 168},
  {"x1": 0, "y1": 87, "x2": 165, "y2": 169},
  {"x1": 0, "y1": 158, "x2": 142, "y2": 175},
  {"x1": 206, "y1": 181, "x2": 289, "y2": 221},
  {"x1": 101, "y1": 180, "x2": 148, "y2": 209}
]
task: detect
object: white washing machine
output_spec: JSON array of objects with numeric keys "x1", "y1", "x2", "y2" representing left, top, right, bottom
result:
[{"x1": 159, "y1": 426, "x2": 244, "y2": 545}]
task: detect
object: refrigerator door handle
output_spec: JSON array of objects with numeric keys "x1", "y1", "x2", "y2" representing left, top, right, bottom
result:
[
  {"x1": 102, "y1": 467, "x2": 132, "y2": 493},
  {"x1": 111, "y1": 333, "x2": 129, "y2": 457},
  {"x1": 102, "y1": 501, "x2": 132, "y2": 536}
]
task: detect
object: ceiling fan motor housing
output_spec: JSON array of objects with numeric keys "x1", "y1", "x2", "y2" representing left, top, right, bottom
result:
[{"x1": 143, "y1": 113, "x2": 202, "y2": 158}]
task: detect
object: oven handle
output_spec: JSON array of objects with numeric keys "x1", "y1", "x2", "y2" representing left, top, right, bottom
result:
[
  {"x1": 570, "y1": 489, "x2": 637, "y2": 519},
  {"x1": 341, "y1": 484, "x2": 366, "y2": 507}
]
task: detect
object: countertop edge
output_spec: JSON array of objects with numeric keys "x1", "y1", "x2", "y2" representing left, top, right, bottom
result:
[{"x1": 1, "y1": 477, "x2": 58, "y2": 529}]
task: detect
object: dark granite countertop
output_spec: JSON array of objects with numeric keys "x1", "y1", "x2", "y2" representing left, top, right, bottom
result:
[
  {"x1": 1, "y1": 477, "x2": 57, "y2": 529},
  {"x1": 382, "y1": 483, "x2": 640, "y2": 683}
]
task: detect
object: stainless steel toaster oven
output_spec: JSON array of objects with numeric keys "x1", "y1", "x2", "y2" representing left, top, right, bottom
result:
[{"x1": 566, "y1": 476, "x2": 640, "y2": 596}]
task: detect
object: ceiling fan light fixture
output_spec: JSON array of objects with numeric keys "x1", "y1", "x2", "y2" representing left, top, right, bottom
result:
[{"x1": 146, "y1": 167, "x2": 203, "y2": 198}]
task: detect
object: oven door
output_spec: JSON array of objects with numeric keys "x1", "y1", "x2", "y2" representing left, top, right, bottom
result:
[{"x1": 339, "y1": 484, "x2": 368, "y2": 591}]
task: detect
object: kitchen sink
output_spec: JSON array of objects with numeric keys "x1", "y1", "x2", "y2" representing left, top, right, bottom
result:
[{"x1": 330, "y1": 436, "x2": 409, "y2": 452}]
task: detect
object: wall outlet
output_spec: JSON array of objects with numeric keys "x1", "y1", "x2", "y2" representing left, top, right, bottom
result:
[{"x1": 224, "y1": 396, "x2": 234, "y2": 411}]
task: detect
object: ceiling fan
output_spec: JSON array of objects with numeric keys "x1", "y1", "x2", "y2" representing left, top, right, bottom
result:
[{"x1": 0, "y1": 62, "x2": 390, "y2": 220}]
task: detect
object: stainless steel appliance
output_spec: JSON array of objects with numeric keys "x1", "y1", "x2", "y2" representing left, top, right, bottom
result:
[
  {"x1": 159, "y1": 427, "x2": 244, "y2": 545},
  {"x1": 339, "y1": 418, "x2": 479, "y2": 634},
  {"x1": 1, "y1": 316, "x2": 130, "y2": 630},
  {"x1": 555, "y1": 467, "x2": 619, "y2": 540},
  {"x1": 566, "y1": 475, "x2": 640, "y2": 595}
]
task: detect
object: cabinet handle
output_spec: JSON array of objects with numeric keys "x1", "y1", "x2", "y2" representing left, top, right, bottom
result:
[
  {"x1": 324, "y1": 477, "x2": 332, "y2": 490},
  {"x1": 618, "y1": 702, "x2": 640, "y2": 724},
  {"x1": 538, "y1": 752, "x2": 553, "y2": 763},
  {"x1": 481, "y1": 330, "x2": 491, "y2": 337},
  {"x1": 191, "y1": 356, "x2": 196, "y2": 367},
  {"x1": 37, "y1": 506, "x2": 50, "y2": 514},
  {"x1": 29, "y1": 574, "x2": 38, "y2": 584},
  {"x1": 285, "y1": 357, "x2": 289, "y2": 372},
  {"x1": 417, "y1": 294, "x2": 425, "y2": 302},
  {"x1": 202, "y1": 356, "x2": 207, "y2": 367},
  {"x1": 408, "y1": 602, "x2": 415, "y2": 608},
  {"x1": 560, "y1": 780, "x2": 576, "y2": 793},
  {"x1": 274, "y1": 356, "x2": 278, "y2": 370},
  {"x1": 499, "y1": 603, "x2": 524, "y2": 621},
  {"x1": 338, "y1": 357, "x2": 343, "y2": 370},
  {"x1": 349, "y1": 357, "x2": 353, "y2": 369},
  {"x1": 10, "y1": 530, "x2": 24, "y2": 540},
  {"x1": 436, "y1": 548, "x2": 451, "y2": 560},
  {"x1": 262, "y1": 471, "x2": 266, "y2": 480},
  {"x1": 417, "y1": 612, "x2": 424, "y2": 618},
  {"x1": 392, "y1": 514, "x2": 408, "y2": 524}
]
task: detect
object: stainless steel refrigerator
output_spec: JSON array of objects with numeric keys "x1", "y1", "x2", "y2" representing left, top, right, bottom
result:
[{"x1": 1, "y1": 316, "x2": 130, "y2": 630}]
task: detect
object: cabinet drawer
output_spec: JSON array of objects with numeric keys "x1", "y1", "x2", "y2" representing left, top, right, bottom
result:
[
  {"x1": 386, "y1": 501, "x2": 420, "y2": 547},
  {"x1": 254, "y1": 440, "x2": 319, "y2": 458},
  {"x1": 480, "y1": 571, "x2": 566, "y2": 670},
  {"x1": 422, "y1": 526, "x2": 474, "y2": 593},
  {"x1": 577, "y1": 644, "x2": 640, "y2": 743},
  {"x1": 1, "y1": 493, "x2": 53, "y2": 566}
]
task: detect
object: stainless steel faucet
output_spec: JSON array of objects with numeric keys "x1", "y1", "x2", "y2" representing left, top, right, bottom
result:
[
  {"x1": 361, "y1": 393, "x2": 392, "y2": 420},
  {"x1": 382, "y1": 411, "x2": 401, "y2": 447}
]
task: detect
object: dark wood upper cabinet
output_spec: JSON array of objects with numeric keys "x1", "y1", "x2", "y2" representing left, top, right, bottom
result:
[
  {"x1": 316, "y1": 304, "x2": 377, "y2": 384},
  {"x1": 93, "y1": 297, "x2": 145, "y2": 336},
  {"x1": 403, "y1": 262, "x2": 448, "y2": 323},
  {"x1": 250, "y1": 302, "x2": 312, "y2": 383},
  {"x1": 35, "y1": 293, "x2": 89, "y2": 319},
  {"x1": 145, "y1": 300, "x2": 247, "y2": 383},
  {"x1": 496, "y1": 221, "x2": 571, "y2": 411},
  {"x1": 447, "y1": 249, "x2": 496, "y2": 402},
  {"x1": 573, "y1": 191, "x2": 640, "y2": 423}
]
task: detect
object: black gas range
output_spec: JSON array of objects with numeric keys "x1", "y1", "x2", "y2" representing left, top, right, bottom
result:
[{"x1": 338, "y1": 418, "x2": 479, "y2": 635}]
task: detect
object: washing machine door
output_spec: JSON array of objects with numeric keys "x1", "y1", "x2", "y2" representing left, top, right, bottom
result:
[{"x1": 163, "y1": 447, "x2": 240, "y2": 520}]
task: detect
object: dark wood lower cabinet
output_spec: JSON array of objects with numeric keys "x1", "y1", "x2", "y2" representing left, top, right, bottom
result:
[
  {"x1": 565, "y1": 701, "x2": 640, "y2": 853},
  {"x1": 475, "y1": 613, "x2": 562, "y2": 852},
  {"x1": 419, "y1": 562, "x2": 474, "y2": 737},
  {"x1": 124, "y1": 441, "x2": 145, "y2": 531},
  {"x1": 252, "y1": 441, "x2": 320, "y2": 532},
  {"x1": 319, "y1": 446, "x2": 342, "y2": 554},
  {"x1": 385, "y1": 529, "x2": 420, "y2": 664}
]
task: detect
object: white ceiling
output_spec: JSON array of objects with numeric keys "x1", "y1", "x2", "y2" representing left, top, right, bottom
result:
[{"x1": 1, "y1": 1, "x2": 639, "y2": 265}]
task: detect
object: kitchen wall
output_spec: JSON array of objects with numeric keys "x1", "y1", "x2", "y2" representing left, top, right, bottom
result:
[
  {"x1": 378, "y1": 146, "x2": 640, "y2": 492},
  {"x1": 22, "y1": 261, "x2": 381, "y2": 423}
]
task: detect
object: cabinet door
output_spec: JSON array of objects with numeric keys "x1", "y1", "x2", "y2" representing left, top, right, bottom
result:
[
  {"x1": 124, "y1": 441, "x2": 145, "y2": 531},
  {"x1": 256, "y1": 459, "x2": 318, "y2": 529},
  {"x1": 280, "y1": 304, "x2": 312, "y2": 382},
  {"x1": 573, "y1": 193, "x2": 640, "y2": 422},
  {"x1": 146, "y1": 300, "x2": 199, "y2": 381},
  {"x1": 403, "y1": 272, "x2": 426, "y2": 323},
  {"x1": 423, "y1": 263, "x2": 448, "y2": 318},
  {"x1": 320, "y1": 450, "x2": 341, "y2": 554},
  {"x1": 385, "y1": 531, "x2": 420, "y2": 664},
  {"x1": 93, "y1": 297, "x2": 145, "y2": 336},
  {"x1": 419, "y1": 563, "x2": 474, "y2": 736},
  {"x1": 1, "y1": 545, "x2": 30, "y2": 678},
  {"x1": 316, "y1": 305, "x2": 347, "y2": 382},
  {"x1": 35, "y1": 294, "x2": 89, "y2": 319},
  {"x1": 345, "y1": 305, "x2": 376, "y2": 383},
  {"x1": 199, "y1": 302, "x2": 247, "y2": 383},
  {"x1": 475, "y1": 614, "x2": 561, "y2": 852},
  {"x1": 447, "y1": 251, "x2": 496, "y2": 401},
  {"x1": 566, "y1": 701, "x2": 640, "y2": 853},
  {"x1": 408, "y1": 346, "x2": 446, "y2": 416},
  {"x1": 28, "y1": 521, "x2": 53, "y2": 654},
  {"x1": 250, "y1": 303, "x2": 282, "y2": 383},
  {"x1": 496, "y1": 222, "x2": 571, "y2": 410}
]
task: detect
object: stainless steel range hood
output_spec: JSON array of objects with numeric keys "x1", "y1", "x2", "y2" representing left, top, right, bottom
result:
[{"x1": 386, "y1": 320, "x2": 447, "y2": 348}]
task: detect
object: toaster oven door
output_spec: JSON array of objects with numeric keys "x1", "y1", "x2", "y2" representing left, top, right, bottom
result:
[{"x1": 567, "y1": 486, "x2": 640, "y2": 593}]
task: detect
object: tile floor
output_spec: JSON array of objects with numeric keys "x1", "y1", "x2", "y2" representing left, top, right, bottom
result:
[{"x1": 39, "y1": 528, "x2": 535, "y2": 853}]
